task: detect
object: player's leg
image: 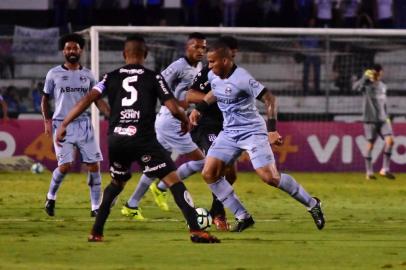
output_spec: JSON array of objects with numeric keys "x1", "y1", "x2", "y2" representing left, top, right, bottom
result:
[
  {"x1": 246, "y1": 134, "x2": 324, "y2": 230},
  {"x1": 202, "y1": 132, "x2": 252, "y2": 232},
  {"x1": 78, "y1": 119, "x2": 104, "y2": 216},
  {"x1": 45, "y1": 120, "x2": 76, "y2": 216},
  {"x1": 379, "y1": 122, "x2": 395, "y2": 179},
  {"x1": 363, "y1": 123, "x2": 376, "y2": 180}
]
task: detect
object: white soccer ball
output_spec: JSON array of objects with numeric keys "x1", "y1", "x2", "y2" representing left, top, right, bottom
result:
[
  {"x1": 195, "y1": 207, "x2": 212, "y2": 230},
  {"x1": 31, "y1": 162, "x2": 44, "y2": 174}
]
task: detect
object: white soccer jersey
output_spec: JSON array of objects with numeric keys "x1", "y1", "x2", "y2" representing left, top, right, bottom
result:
[{"x1": 43, "y1": 65, "x2": 96, "y2": 121}]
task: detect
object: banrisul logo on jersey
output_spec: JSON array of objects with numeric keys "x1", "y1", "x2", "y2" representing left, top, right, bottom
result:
[
  {"x1": 60, "y1": 86, "x2": 88, "y2": 93},
  {"x1": 113, "y1": 125, "x2": 137, "y2": 136}
]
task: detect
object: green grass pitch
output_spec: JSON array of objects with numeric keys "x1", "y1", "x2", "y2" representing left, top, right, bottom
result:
[{"x1": 0, "y1": 171, "x2": 405, "y2": 270}]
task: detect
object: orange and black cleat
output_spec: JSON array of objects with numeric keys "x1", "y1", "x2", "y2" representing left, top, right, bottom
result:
[{"x1": 190, "y1": 230, "x2": 220, "y2": 243}]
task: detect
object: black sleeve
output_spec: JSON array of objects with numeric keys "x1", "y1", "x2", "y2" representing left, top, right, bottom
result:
[
  {"x1": 190, "y1": 66, "x2": 211, "y2": 93},
  {"x1": 154, "y1": 73, "x2": 175, "y2": 103}
]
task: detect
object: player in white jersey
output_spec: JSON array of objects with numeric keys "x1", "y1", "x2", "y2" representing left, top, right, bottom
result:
[
  {"x1": 42, "y1": 34, "x2": 109, "y2": 217},
  {"x1": 190, "y1": 42, "x2": 325, "y2": 232},
  {"x1": 121, "y1": 33, "x2": 207, "y2": 218}
]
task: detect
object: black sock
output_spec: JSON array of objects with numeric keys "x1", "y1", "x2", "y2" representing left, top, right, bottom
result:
[
  {"x1": 209, "y1": 193, "x2": 226, "y2": 217},
  {"x1": 169, "y1": 182, "x2": 199, "y2": 230},
  {"x1": 92, "y1": 182, "x2": 123, "y2": 235}
]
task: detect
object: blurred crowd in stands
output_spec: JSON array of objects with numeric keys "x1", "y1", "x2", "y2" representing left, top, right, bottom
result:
[{"x1": 49, "y1": 0, "x2": 406, "y2": 31}]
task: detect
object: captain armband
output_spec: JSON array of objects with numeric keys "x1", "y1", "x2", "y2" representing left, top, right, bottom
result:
[
  {"x1": 267, "y1": 118, "x2": 277, "y2": 132},
  {"x1": 195, "y1": 100, "x2": 210, "y2": 113}
]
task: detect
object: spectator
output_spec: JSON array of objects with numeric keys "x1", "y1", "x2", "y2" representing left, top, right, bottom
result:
[
  {"x1": 146, "y1": 0, "x2": 164, "y2": 25},
  {"x1": 222, "y1": 0, "x2": 239, "y2": 27},
  {"x1": 3, "y1": 86, "x2": 24, "y2": 119},
  {"x1": 314, "y1": 0, "x2": 338, "y2": 28},
  {"x1": 128, "y1": 0, "x2": 146, "y2": 26},
  {"x1": 339, "y1": 0, "x2": 362, "y2": 28},
  {"x1": 299, "y1": 18, "x2": 322, "y2": 95},
  {"x1": 182, "y1": 0, "x2": 199, "y2": 26},
  {"x1": 53, "y1": 0, "x2": 69, "y2": 33},
  {"x1": 0, "y1": 41, "x2": 15, "y2": 79},
  {"x1": 32, "y1": 82, "x2": 43, "y2": 113},
  {"x1": 263, "y1": 0, "x2": 282, "y2": 27},
  {"x1": 375, "y1": 0, "x2": 394, "y2": 29},
  {"x1": 393, "y1": 0, "x2": 406, "y2": 29}
]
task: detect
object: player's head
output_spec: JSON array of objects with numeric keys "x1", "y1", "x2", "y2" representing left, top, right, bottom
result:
[
  {"x1": 59, "y1": 33, "x2": 85, "y2": 64},
  {"x1": 218, "y1": 36, "x2": 238, "y2": 58},
  {"x1": 185, "y1": 32, "x2": 207, "y2": 64},
  {"x1": 207, "y1": 41, "x2": 233, "y2": 78},
  {"x1": 371, "y1": 63, "x2": 383, "y2": 80},
  {"x1": 124, "y1": 34, "x2": 148, "y2": 63}
]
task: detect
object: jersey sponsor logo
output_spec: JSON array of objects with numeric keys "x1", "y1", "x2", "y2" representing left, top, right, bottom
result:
[
  {"x1": 217, "y1": 96, "x2": 244, "y2": 104},
  {"x1": 143, "y1": 162, "x2": 167, "y2": 173},
  {"x1": 119, "y1": 68, "x2": 144, "y2": 75},
  {"x1": 249, "y1": 79, "x2": 260, "y2": 88},
  {"x1": 208, "y1": 134, "x2": 217, "y2": 142},
  {"x1": 60, "y1": 86, "x2": 88, "y2": 93},
  {"x1": 113, "y1": 125, "x2": 137, "y2": 136},
  {"x1": 141, "y1": 155, "x2": 151, "y2": 163},
  {"x1": 157, "y1": 77, "x2": 169, "y2": 95},
  {"x1": 120, "y1": 109, "x2": 140, "y2": 120}
]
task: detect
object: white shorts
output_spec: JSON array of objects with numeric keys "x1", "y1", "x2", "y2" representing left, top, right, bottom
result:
[
  {"x1": 53, "y1": 118, "x2": 103, "y2": 166},
  {"x1": 155, "y1": 112, "x2": 198, "y2": 155}
]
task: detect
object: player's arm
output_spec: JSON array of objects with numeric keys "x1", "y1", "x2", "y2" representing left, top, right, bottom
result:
[
  {"x1": 259, "y1": 88, "x2": 283, "y2": 145},
  {"x1": 56, "y1": 89, "x2": 101, "y2": 145},
  {"x1": 186, "y1": 89, "x2": 206, "y2": 104},
  {"x1": 164, "y1": 98, "x2": 190, "y2": 135},
  {"x1": 186, "y1": 67, "x2": 210, "y2": 104},
  {"x1": 189, "y1": 91, "x2": 217, "y2": 126},
  {"x1": 41, "y1": 94, "x2": 52, "y2": 136},
  {"x1": 94, "y1": 98, "x2": 110, "y2": 118}
]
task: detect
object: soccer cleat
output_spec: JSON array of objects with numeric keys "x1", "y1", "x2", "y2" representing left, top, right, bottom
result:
[
  {"x1": 379, "y1": 169, "x2": 395, "y2": 180},
  {"x1": 366, "y1": 174, "x2": 377, "y2": 180},
  {"x1": 190, "y1": 230, "x2": 220, "y2": 243},
  {"x1": 44, "y1": 197, "x2": 55, "y2": 217},
  {"x1": 230, "y1": 216, "x2": 255, "y2": 232},
  {"x1": 212, "y1": 215, "x2": 229, "y2": 231},
  {"x1": 308, "y1": 197, "x2": 325, "y2": 230},
  {"x1": 121, "y1": 203, "x2": 145, "y2": 220},
  {"x1": 149, "y1": 181, "x2": 169, "y2": 211},
  {"x1": 88, "y1": 232, "x2": 103, "y2": 242},
  {"x1": 90, "y1": 209, "x2": 99, "y2": 217}
]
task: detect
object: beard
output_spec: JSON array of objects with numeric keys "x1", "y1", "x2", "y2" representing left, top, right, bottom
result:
[{"x1": 65, "y1": 54, "x2": 80, "y2": 64}]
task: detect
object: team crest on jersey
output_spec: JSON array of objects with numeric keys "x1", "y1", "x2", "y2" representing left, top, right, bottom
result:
[
  {"x1": 208, "y1": 134, "x2": 217, "y2": 142},
  {"x1": 80, "y1": 76, "x2": 87, "y2": 82},
  {"x1": 141, "y1": 155, "x2": 151, "y2": 163},
  {"x1": 249, "y1": 79, "x2": 260, "y2": 88},
  {"x1": 225, "y1": 87, "x2": 232, "y2": 95}
]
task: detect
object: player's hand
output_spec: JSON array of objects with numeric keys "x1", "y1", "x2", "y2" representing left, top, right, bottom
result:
[
  {"x1": 364, "y1": 69, "x2": 376, "y2": 81},
  {"x1": 44, "y1": 119, "x2": 52, "y2": 137},
  {"x1": 268, "y1": 131, "x2": 283, "y2": 145},
  {"x1": 55, "y1": 126, "x2": 66, "y2": 147},
  {"x1": 189, "y1": 109, "x2": 201, "y2": 126}
]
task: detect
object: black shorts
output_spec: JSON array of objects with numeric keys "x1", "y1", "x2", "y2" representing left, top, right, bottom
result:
[
  {"x1": 108, "y1": 135, "x2": 176, "y2": 181},
  {"x1": 191, "y1": 124, "x2": 222, "y2": 154}
]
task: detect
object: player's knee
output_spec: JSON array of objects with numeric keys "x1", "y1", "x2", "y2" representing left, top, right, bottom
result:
[
  {"x1": 110, "y1": 166, "x2": 131, "y2": 183},
  {"x1": 86, "y1": 162, "x2": 100, "y2": 172},
  {"x1": 59, "y1": 163, "x2": 72, "y2": 174},
  {"x1": 202, "y1": 168, "x2": 220, "y2": 183}
]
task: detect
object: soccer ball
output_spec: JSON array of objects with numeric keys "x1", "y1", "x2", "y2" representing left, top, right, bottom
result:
[
  {"x1": 195, "y1": 207, "x2": 212, "y2": 230},
  {"x1": 31, "y1": 162, "x2": 44, "y2": 174}
]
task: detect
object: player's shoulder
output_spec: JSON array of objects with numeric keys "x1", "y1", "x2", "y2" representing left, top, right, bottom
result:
[{"x1": 47, "y1": 65, "x2": 65, "y2": 74}]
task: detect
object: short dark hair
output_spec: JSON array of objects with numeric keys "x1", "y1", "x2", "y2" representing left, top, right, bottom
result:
[
  {"x1": 59, "y1": 33, "x2": 85, "y2": 50},
  {"x1": 208, "y1": 41, "x2": 232, "y2": 58},
  {"x1": 125, "y1": 34, "x2": 148, "y2": 58},
  {"x1": 372, "y1": 63, "x2": 383, "y2": 72},
  {"x1": 218, "y1": 36, "x2": 238, "y2": 50},
  {"x1": 188, "y1": 32, "x2": 206, "y2": 40}
]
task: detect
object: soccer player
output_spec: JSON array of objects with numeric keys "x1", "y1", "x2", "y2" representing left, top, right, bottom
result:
[
  {"x1": 55, "y1": 34, "x2": 219, "y2": 243},
  {"x1": 186, "y1": 36, "x2": 239, "y2": 231},
  {"x1": 121, "y1": 32, "x2": 207, "y2": 218},
  {"x1": 353, "y1": 64, "x2": 395, "y2": 180},
  {"x1": 42, "y1": 33, "x2": 108, "y2": 217},
  {"x1": 189, "y1": 42, "x2": 325, "y2": 232}
]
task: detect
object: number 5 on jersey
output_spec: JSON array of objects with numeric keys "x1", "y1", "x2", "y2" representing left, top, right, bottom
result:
[{"x1": 122, "y1": 75, "x2": 138, "y2": 106}]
